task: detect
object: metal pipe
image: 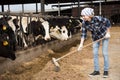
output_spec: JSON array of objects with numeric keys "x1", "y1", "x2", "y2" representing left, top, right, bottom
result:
[
  {"x1": 8, "y1": 5, "x2": 10, "y2": 12},
  {"x1": 41, "y1": 0, "x2": 45, "y2": 15},
  {"x1": 2, "y1": 5, "x2": 4, "y2": 12},
  {"x1": 36, "y1": 3, "x2": 38, "y2": 13},
  {"x1": 78, "y1": 0, "x2": 80, "y2": 17},
  {"x1": 58, "y1": 2, "x2": 61, "y2": 16},
  {"x1": 99, "y1": 0, "x2": 102, "y2": 15},
  {"x1": 22, "y1": 4, "x2": 24, "y2": 13}
]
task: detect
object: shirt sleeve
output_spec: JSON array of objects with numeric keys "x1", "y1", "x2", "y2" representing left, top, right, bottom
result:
[
  {"x1": 81, "y1": 22, "x2": 87, "y2": 39},
  {"x1": 95, "y1": 16, "x2": 111, "y2": 28},
  {"x1": 104, "y1": 18, "x2": 111, "y2": 28}
]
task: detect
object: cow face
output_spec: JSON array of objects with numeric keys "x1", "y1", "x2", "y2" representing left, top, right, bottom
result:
[
  {"x1": 0, "y1": 25, "x2": 10, "y2": 47},
  {"x1": 60, "y1": 26, "x2": 69, "y2": 40},
  {"x1": 48, "y1": 18, "x2": 72, "y2": 41},
  {"x1": 68, "y1": 18, "x2": 82, "y2": 34},
  {"x1": 13, "y1": 18, "x2": 28, "y2": 48},
  {"x1": 0, "y1": 24, "x2": 16, "y2": 60},
  {"x1": 41, "y1": 20, "x2": 51, "y2": 40}
]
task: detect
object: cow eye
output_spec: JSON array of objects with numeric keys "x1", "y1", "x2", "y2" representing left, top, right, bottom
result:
[{"x1": 63, "y1": 30, "x2": 65, "y2": 33}]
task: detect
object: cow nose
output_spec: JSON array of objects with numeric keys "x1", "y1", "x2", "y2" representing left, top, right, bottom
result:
[{"x1": 45, "y1": 37, "x2": 51, "y2": 41}]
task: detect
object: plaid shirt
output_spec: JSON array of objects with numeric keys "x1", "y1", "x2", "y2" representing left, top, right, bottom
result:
[{"x1": 81, "y1": 16, "x2": 111, "y2": 41}]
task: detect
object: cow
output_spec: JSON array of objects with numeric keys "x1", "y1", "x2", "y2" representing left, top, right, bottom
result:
[
  {"x1": 9, "y1": 15, "x2": 82, "y2": 46},
  {"x1": 12, "y1": 17, "x2": 28, "y2": 49},
  {"x1": 12, "y1": 16, "x2": 82, "y2": 46},
  {"x1": 4, "y1": 16, "x2": 51, "y2": 46},
  {"x1": 3, "y1": 15, "x2": 82, "y2": 46},
  {"x1": 24, "y1": 16, "x2": 82, "y2": 43},
  {"x1": 25, "y1": 17, "x2": 51, "y2": 45},
  {"x1": 0, "y1": 15, "x2": 28, "y2": 49},
  {"x1": 0, "y1": 17, "x2": 16, "y2": 60},
  {"x1": 48, "y1": 18, "x2": 70, "y2": 40},
  {"x1": 48, "y1": 17, "x2": 82, "y2": 40}
]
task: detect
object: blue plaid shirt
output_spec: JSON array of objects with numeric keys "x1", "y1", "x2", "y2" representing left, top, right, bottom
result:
[{"x1": 81, "y1": 16, "x2": 111, "y2": 41}]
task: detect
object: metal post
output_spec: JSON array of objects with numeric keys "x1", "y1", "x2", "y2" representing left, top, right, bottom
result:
[
  {"x1": 36, "y1": 3, "x2": 38, "y2": 13},
  {"x1": 78, "y1": 0, "x2": 80, "y2": 17},
  {"x1": 99, "y1": 0, "x2": 102, "y2": 15},
  {"x1": 22, "y1": 4, "x2": 24, "y2": 13},
  {"x1": 2, "y1": 5, "x2": 4, "y2": 12},
  {"x1": 58, "y1": 2, "x2": 60, "y2": 16},
  {"x1": 41, "y1": 0, "x2": 45, "y2": 15},
  {"x1": 8, "y1": 5, "x2": 10, "y2": 12}
]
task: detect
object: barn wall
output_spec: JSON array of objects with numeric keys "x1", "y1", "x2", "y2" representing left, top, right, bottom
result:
[{"x1": 72, "y1": 4, "x2": 120, "y2": 25}]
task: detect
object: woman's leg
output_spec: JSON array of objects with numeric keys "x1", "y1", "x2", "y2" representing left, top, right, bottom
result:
[
  {"x1": 102, "y1": 38, "x2": 109, "y2": 71},
  {"x1": 93, "y1": 41, "x2": 100, "y2": 71}
]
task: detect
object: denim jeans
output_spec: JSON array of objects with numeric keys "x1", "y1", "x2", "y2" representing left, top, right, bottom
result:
[{"x1": 93, "y1": 38, "x2": 109, "y2": 71}]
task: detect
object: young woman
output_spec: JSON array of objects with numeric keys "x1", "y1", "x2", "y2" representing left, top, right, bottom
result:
[{"x1": 78, "y1": 7, "x2": 111, "y2": 78}]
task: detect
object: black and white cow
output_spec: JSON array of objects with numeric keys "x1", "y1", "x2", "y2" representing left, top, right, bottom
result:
[
  {"x1": 13, "y1": 16, "x2": 82, "y2": 46},
  {"x1": 48, "y1": 18, "x2": 70, "y2": 40},
  {"x1": 25, "y1": 17, "x2": 51, "y2": 45},
  {"x1": 12, "y1": 17, "x2": 28, "y2": 48},
  {"x1": 0, "y1": 17, "x2": 16, "y2": 60},
  {"x1": 68, "y1": 17, "x2": 82, "y2": 34},
  {"x1": 3, "y1": 15, "x2": 82, "y2": 46},
  {"x1": 6, "y1": 16, "x2": 51, "y2": 46},
  {"x1": 0, "y1": 15, "x2": 28, "y2": 49},
  {"x1": 9, "y1": 16, "x2": 28, "y2": 49},
  {"x1": 48, "y1": 17, "x2": 82, "y2": 40}
]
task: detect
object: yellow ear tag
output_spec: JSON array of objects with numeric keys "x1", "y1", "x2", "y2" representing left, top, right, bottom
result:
[
  {"x1": 3, "y1": 25, "x2": 7, "y2": 30},
  {"x1": 3, "y1": 41, "x2": 8, "y2": 46}
]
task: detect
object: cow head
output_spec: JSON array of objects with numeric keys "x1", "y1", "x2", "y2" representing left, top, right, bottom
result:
[
  {"x1": 41, "y1": 20, "x2": 51, "y2": 40},
  {"x1": 0, "y1": 24, "x2": 16, "y2": 60},
  {"x1": 60, "y1": 26, "x2": 69, "y2": 40}
]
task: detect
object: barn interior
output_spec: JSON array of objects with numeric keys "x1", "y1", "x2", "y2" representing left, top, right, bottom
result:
[
  {"x1": 0, "y1": 0, "x2": 120, "y2": 80},
  {"x1": 0, "y1": 0, "x2": 120, "y2": 24}
]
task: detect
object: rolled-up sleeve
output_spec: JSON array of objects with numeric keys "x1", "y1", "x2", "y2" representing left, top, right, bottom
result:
[
  {"x1": 96, "y1": 16, "x2": 111, "y2": 28},
  {"x1": 105, "y1": 18, "x2": 111, "y2": 28}
]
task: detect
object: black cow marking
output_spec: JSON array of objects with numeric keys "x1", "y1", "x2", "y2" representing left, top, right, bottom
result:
[{"x1": 0, "y1": 18, "x2": 16, "y2": 60}]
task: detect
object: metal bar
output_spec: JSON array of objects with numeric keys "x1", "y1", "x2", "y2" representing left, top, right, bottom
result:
[
  {"x1": 99, "y1": 0, "x2": 102, "y2": 16},
  {"x1": 36, "y1": 3, "x2": 38, "y2": 13},
  {"x1": 58, "y1": 2, "x2": 61, "y2": 16},
  {"x1": 78, "y1": 0, "x2": 80, "y2": 17},
  {"x1": 0, "y1": 12, "x2": 81, "y2": 19},
  {"x1": 8, "y1": 5, "x2": 10, "y2": 12},
  {"x1": 22, "y1": 4, "x2": 24, "y2": 13},
  {"x1": 1, "y1": 5, "x2": 4, "y2": 12},
  {"x1": 41, "y1": 0, "x2": 45, "y2": 15}
]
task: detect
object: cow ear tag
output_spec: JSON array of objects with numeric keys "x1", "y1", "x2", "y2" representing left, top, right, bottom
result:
[
  {"x1": 3, "y1": 41, "x2": 9, "y2": 46},
  {"x1": 2, "y1": 25, "x2": 7, "y2": 30}
]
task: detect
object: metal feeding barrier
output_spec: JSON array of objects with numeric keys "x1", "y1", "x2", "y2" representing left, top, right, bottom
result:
[{"x1": 0, "y1": 12, "x2": 81, "y2": 19}]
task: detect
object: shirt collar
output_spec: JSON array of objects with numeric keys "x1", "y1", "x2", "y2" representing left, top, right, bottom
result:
[{"x1": 90, "y1": 17, "x2": 95, "y2": 24}]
